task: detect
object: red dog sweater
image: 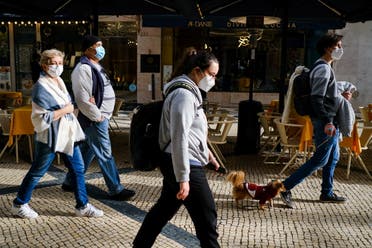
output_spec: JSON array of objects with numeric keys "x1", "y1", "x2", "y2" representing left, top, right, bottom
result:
[{"x1": 244, "y1": 182, "x2": 278, "y2": 205}]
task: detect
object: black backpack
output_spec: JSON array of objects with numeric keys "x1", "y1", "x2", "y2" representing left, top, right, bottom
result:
[
  {"x1": 129, "y1": 82, "x2": 198, "y2": 171},
  {"x1": 293, "y1": 60, "x2": 330, "y2": 116}
]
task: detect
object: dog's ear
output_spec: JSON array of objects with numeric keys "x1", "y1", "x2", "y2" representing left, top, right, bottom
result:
[{"x1": 270, "y1": 180, "x2": 282, "y2": 189}]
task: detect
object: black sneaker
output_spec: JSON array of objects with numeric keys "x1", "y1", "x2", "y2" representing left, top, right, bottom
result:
[
  {"x1": 280, "y1": 190, "x2": 294, "y2": 208},
  {"x1": 110, "y1": 188, "x2": 136, "y2": 201},
  {"x1": 319, "y1": 193, "x2": 346, "y2": 203},
  {"x1": 61, "y1": 183, "x2": 73, "y2": 192}
]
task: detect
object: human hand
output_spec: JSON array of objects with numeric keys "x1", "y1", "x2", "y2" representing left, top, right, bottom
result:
[
  {"x1": 98, "y1": 115, "x2": 105, "y2": 122},
  {"x1": 209, "y1": 153, "x2": 220, "y2": 171},
  {"x1": 64, "y1": 103, "x2": 74, "y2": 114},
  {"x1": 341, "y1": 91, "x2": 352, "y2": 100},
  {"x1": 324, "y1": 123, "x2": 336, "y2": 136},
  {"x1": 176, "y1": 181, "x2": 190, "y2": 200},
  {"x1": 89, "y1": 97, "x2": 96, "y2": 104}
]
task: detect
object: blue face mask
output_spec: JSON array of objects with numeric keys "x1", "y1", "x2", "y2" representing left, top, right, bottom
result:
[{"x1": 95, "y1": 46, "x2": 105, "y2": 60}]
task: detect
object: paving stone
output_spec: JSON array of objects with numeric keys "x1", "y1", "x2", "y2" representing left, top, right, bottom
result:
[{"x1": 0, "y1": 130, "x2": 371, "y2": 247}]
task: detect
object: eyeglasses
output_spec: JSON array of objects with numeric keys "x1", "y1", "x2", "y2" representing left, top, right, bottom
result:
[{"x1": 204, "y1": 70, "x2": 217, "y2": 78}]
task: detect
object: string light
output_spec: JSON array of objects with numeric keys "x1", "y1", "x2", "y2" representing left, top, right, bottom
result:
[{"x1": 0, "y1": 20, "x2": 89, "y2": 26}]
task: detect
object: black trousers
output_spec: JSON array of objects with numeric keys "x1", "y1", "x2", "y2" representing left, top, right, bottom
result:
[{"x1": 133, "y1": 154, "x2": 220, "y2": 248}]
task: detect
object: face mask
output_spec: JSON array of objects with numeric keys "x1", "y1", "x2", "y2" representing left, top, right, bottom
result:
[
  {"x1": 198, "y1": 75, "x2": 215, "y2": 92},
  {"x1": 48, "y1": 65, "x2": 63, "y2": 78},
  {"x1": 331, "y1": 47, "x2": 343, "y2": 60},
  {"x1": 95, "y1": 46, "x2": 105, "y2": 60}
]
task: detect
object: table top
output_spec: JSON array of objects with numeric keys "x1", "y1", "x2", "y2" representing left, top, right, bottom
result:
[
  {"x1": 0, "y1": 91, "x2": 22, "y2": 97},
  {"x1": 0, "y1": 91, "x2": 23, "y2": 109}
]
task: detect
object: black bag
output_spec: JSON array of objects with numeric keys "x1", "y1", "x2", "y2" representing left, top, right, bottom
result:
[
  {"x1": 293, "y1": 60, "x2": 328, "y2": 116},
  {"x1": 129, "y1": 82, "x2": 196, "y2": 171}
]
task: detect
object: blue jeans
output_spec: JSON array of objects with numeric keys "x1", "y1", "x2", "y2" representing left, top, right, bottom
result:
[
  {"x1": 64, "y1": 118, "x2": 124, "y2": 195},
  {"x1": 14, "y1": 141, "x2": 88, "y2": 208},
  {"x1": 283, "y1": 118, "x2": 340, "y2": 196}
]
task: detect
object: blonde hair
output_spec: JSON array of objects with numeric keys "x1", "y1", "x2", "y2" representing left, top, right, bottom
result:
[{"x1": 39, "y1": 49, "x2": 64, "y2": 65}]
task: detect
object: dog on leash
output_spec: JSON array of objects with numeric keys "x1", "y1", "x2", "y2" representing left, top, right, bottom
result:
[{"x1": 226, "y1": 170, "x2": 285, "y2": 210}]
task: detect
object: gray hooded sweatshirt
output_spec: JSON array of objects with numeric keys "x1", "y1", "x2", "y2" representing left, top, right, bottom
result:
[{"x1": 159, "y1": 75, "x2": 207, "y2": 182}]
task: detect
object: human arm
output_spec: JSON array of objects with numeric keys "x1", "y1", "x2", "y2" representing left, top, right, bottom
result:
[
  {"x1": 71, "y1": 64, "x2": 103, "y2": 122},
  {"x1": 169, "y1": 90, "x2": 196, "y2": 182},
  {"x1": 311, "y1": 64, "x2": 337, "y2": 135},
  {"x1": 53, "y1": 103, "x2": 74, "y2": 121},
  {"x1": 208, "y1": 149, "x2": 220, "y2": 171},
  {"x1": 168, "y1": 90, "x2": 197, "y2": 200}
]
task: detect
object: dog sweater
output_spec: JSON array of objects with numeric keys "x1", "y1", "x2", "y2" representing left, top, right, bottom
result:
[{"x1": 244, "y1": 182, "x2": 278, "y2": 205}]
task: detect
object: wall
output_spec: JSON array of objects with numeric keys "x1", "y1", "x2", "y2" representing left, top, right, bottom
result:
[
  {"x1": 136, "y1": 22, "x2": 372, "y2": 107},
  {"x1": 335, "y1": 21, "x2": 372, "y2": 108},
  {"x1": 136, "y1": 27, "x2": 162, "y2": 103}
]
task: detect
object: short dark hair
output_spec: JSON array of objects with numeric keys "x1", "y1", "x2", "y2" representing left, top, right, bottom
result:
[{"x1": 316, "y1": 33, "x2": 343, "y2": 56}]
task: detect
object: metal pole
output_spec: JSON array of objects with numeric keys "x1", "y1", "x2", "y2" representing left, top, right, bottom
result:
[{"x1": 279, "y1": 1, "x2": 289, "y2": 113}]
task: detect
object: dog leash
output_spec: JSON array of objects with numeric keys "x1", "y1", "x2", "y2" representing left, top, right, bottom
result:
[{"x1": 317, "y1": 137, "x2": 331, "y2": 148}]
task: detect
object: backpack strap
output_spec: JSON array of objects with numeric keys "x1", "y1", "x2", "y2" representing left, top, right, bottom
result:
[
  {"x1": 164, "y1": 81, "x2": 202, "y2": 107},
  {"x1": 311, "y1": 60, "x2": 334, "y2": 82}
]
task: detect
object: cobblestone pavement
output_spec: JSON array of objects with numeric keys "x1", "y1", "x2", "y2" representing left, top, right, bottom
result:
[{"x1": 0, "y1": 130, "x2": 371, "y2": 248}]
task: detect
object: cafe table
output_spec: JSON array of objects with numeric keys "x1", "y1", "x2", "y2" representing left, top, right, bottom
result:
[
  {"x1": 8, "y1": 104, "x2": 34, "y2": 163},
  {"x1": 0, "y1": 91, "x2": 22, "y2": 108},
  {"x1": 294, "y1": 115, "x2": 313, "y2": 152}
]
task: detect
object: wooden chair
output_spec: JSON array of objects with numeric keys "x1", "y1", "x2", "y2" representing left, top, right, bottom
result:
[
  {"x1": 359, "y1": 106, "x2": 371, "y2": 126},
  {"x1": 207, "y1": 115, "x2": 236, "y2": 169},
  {"x1": 340, "y1": 122, "x2": 372, "y2": 179},
  {"x1": 207, "y1": 112, "x2": 228, "y2": 136},
  {"x1": 109, "y1": 98, "x2": 125, "y2": 132},
  {"x1": 273, "y1": 118, "x2": 310, "y2": 175},
  {"x1": 257, "y1": 111, "x2": 281, "y2": 164},
  {"x1": 0, "y1": 111, "x2": 12, "y2": 160},
  {"x1": 0, "y1": 111, "x2": 33, "y2": 163}
]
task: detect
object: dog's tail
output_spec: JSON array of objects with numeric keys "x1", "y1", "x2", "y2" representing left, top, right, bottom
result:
[{"x1": 226, "y1": 170, "x2": 246, "y2": 187}]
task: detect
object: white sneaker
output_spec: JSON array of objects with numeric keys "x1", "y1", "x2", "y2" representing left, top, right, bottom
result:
[
  {"x1": 75, "y1": 203, "x2": 104, "y2": 217},
  {"x1": 11, "y1": 203, "x2": 38, "y2": 219}
]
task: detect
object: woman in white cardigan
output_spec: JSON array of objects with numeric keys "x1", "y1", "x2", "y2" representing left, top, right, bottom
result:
[{"x1": 11, "y1": 49, "x2": 103, "y2": 219}]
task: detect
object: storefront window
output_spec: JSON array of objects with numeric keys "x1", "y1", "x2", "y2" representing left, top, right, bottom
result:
[
  {"x1": 0, "y1": 24, "x2": 10, "y2": 90},
  {"x1": 40, "y1": 22, "x2": 90, "y2": 93},
  {"x1": 99, "y1": 16, "x2": 138, "y2": 92},
  {"x1": 14, "y1": 25, "x2": 35, "y2": 91},
  {"x1": 173, "y1": 27, "x2": 305, "y2": 93}
]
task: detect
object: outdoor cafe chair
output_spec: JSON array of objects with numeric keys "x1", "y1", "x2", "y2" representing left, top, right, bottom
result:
[
  {"x1": 273, "y1": 117, "x2": 312, "y2": 175},
  {"x1": 257, "y1": 111, "x2": 281, "y2": 164},
  {"x1": 109, "y1": 98, "x2": 125, "y2": 133},
  {"x1": 340, "y1": 121, "x2": 372, "y2": 179},
  {"x1": 207, "y1": 114, "x2": 236, "y2": 169}
]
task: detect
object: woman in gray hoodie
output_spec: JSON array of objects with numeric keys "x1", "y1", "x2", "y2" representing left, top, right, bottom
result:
[{"x1": 133, "y1": 51, "x2": 221, "y2": 248}]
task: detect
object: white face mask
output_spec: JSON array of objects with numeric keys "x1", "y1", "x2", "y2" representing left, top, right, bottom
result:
[
  {"x1": 198, "y1": 75, "x2": 215, "y2": 92},
  {"x1": 48, "y1": 65, "x2": 64, "y2": 78},
  {"x1": 331, "y1": 47, "x2": 343, "y2": 60}
]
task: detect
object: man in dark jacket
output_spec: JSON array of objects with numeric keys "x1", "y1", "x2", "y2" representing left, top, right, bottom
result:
[
  {"x1": 62, "y1": 35, "x2": 135, "y2": 201},
  {"x1": 280, "y1": 33, "x2": 347, "y2": 208}
]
